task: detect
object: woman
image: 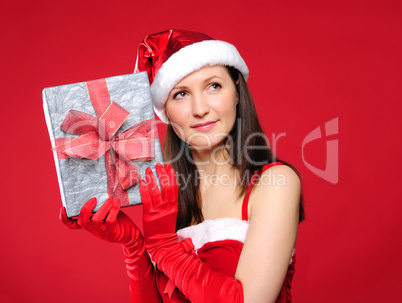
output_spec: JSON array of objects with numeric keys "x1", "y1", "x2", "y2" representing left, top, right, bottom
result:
[{"x1": 60, "y1": 29, "x2": 305, "y2": 303}]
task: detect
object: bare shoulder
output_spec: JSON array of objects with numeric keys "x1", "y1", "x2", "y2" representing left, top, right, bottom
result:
[
  {"x1": 258, "y1": 164, "x2": 301, "y2": 190},
  {"x1": 236, "y1": 164, "x2": 301, "y2": 300},
  {"x1": 249, "y1": 165, "x2": 301, "y2": 218}
]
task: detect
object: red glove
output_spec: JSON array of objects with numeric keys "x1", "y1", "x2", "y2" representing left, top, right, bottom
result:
[
  {"x1": 60, "y1": 197, "x2": 136, "y2": 245},
  {"x1": 59, "y1": 197, "x2": 162, "y2": 303},
  {"x1": 140, "y1": 163, "x2": 244, "y2": 303}
]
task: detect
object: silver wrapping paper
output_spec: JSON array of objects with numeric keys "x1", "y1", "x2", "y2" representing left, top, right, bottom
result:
[{"x1": 43, "y1": 72, "x2": 163, "y2": 217}]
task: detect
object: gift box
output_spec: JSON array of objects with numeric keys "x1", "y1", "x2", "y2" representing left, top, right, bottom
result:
[{"x1": 43, "y1": 72, "x2": 163, "y2": 217}]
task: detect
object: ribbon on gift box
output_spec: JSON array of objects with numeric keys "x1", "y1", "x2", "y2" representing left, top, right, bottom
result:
[{"x1": 52, "y1": 78, "x2": 158, "y2": 206}]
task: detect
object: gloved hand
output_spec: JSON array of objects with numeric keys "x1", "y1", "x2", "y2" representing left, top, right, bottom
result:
[
  {"x1": 142, "y1": 163, "x2": 178, "y2": 241},
  {"x1": 59, "y1": 197, "x2": 162, "y2": 303},
  {"x1": 60, "y1": 197, "x2": 136, "y2": 245},
  {"x1": 140, "y1": 163, "x2": 244, "y2": 303}
]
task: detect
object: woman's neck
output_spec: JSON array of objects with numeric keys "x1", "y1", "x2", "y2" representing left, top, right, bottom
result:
[{"x1": 190, "y1": 145, "x2": 236, "y2": 180}]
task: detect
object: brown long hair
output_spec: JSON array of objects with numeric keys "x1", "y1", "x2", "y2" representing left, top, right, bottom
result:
[{"x1": 163, "y1": 66, "x2": 305, "y2": 230}]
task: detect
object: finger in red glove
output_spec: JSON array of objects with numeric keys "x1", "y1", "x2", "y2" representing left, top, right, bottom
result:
[
  {"x1": 145, "y1": 166, "x2": 163, "y2": 209},
  {"x1": 156, "y1": 163, "x2": 178, "y2": 203},
  {"x1": 59, "y1": 206, "x2": 80, "y2": 229},
  {"x1": 91, "y1": 196, "x2": 115, "y2": 232},
  {"x1": 77, "y1": 197, "x2": 98, "y2": 231}
]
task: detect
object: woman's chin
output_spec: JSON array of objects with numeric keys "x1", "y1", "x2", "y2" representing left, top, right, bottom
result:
[{"x1": 188, "y1": 140, "x2": 229, "y2": 154}]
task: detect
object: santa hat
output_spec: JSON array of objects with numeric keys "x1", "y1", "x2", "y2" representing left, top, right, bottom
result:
[{"x1": 134, "y1": 29, "x2": 249, "y2": 123}]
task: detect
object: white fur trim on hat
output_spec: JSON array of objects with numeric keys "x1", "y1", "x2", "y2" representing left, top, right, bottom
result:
[{"x1": 151, "y1": 40, "x2": 249, "y2": 123}]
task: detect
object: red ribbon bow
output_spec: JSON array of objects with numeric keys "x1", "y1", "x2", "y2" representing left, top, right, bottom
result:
[
  {"x1": 163, "y1": 238, "x2": 197, "y2": 298},
  {"x1": 53, "y1": 78, "x2": 158, "y2": 206}
]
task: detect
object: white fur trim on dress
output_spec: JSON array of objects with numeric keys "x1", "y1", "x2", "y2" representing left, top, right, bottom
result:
[
  {"x1": 177, "y1": 217, "x2": 295, "y2": 265},
  {"x1": 151, "y1": 40, "x2": 249, "y2": 123},
  {"x1": 177, "y1": 218, "x2": 249, "y2": 251}
]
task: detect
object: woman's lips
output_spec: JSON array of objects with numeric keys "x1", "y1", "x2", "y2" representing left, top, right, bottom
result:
[{"x1": 192, "y1": 121, "x2": 217, "y2": 131}]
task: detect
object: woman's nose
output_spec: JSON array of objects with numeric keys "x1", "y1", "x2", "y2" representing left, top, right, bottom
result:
[{"x1": 191, "y1": 93, "x2": 210, "y2": 117}]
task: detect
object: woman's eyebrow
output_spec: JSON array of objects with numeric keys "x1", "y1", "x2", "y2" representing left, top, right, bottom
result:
[
  {"x1": 172, "y1": 85, "x2": 188, "y2": 90},
  {"x1": 172, "y1": 76, "x2": 224, "y2": 91},
  {"x1": 202, "y1": 76, "x2": 223, "y2": 83}
]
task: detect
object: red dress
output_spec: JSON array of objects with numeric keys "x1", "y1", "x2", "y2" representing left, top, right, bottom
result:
[{"x1": 155, "y1": 162, "x2": 296, "y2": 302}]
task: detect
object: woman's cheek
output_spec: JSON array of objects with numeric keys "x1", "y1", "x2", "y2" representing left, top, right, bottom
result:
[
  {"x1": 166, "y1": 101, "x2": 188, "y2": 122},
  {"x1": 168, "y1": 114, "x2": 190, "y2": 142}
]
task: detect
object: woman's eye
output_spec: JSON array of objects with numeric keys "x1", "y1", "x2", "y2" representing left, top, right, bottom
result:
[
  {"x1": 173, "y1": 91, "x2": 187, "y2": 99},
  {"x1": 209, "y1": 83, "x2": 222, "y2": 90}
]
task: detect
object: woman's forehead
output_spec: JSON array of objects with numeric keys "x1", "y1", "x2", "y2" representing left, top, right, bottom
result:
[{"x1": 174, "y1": 65, "x2": 230, "y2": 87}]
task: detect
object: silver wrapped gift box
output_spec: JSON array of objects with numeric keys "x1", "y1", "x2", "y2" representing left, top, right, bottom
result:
[{"x1": 43, "y1": 72, "x2": 163, "y2": 217}]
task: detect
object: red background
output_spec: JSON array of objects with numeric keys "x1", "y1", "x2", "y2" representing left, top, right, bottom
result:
[{"x1": 1, "y1": 0, "x2": 401, "y2": 302}]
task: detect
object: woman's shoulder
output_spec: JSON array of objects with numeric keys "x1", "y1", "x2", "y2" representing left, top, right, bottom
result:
[
  {"x1": 248, "y1": 164, "x2": 301, "y2": 218},
  {"x1": 258, "y1": 163, "x2": 301, "y2": 188}
]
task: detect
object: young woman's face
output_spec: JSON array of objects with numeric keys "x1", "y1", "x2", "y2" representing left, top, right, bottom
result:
[{"x1": 165, "y1": 65, "x2": 238, "y2": 150}]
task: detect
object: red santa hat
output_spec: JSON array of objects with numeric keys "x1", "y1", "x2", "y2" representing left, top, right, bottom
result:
[{"x1": 134, "y1": 29, "x2": 249, "y2": 123}]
